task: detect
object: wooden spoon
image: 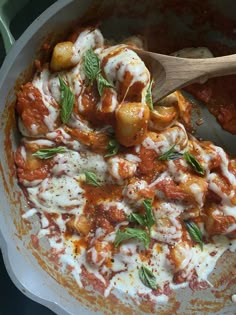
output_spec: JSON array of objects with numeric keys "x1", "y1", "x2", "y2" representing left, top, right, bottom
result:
[
  {"x1": 134, "y1": 49, "x2": 236, "y2": 102},
  {"x1": 134, "y1": 49, "x2": 236, "y2": 156}
]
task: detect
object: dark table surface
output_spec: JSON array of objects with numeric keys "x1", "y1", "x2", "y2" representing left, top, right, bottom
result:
[{"x1": 0, "y1": 1, "x2": 56, "y2": 314}]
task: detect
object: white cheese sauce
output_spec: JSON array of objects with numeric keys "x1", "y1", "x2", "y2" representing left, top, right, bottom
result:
[
  {"x1": 71, "y1": 28, "x2": 104, "y2": 64},
  {"x1": 51, "y1": 149, "x2": 108, "y2": 182},
  {"x1": 32, "y1": 69, "x2": 60, "y2": 131},
  {"x1": 142, "y1": 123, "x2": 188, "y2": 155},
  {"x1": 35, "y1": 212, "x2": 233, "y2": 310},
  {"x1": 27, "y1": 175, "x2": 85, "y2": 214},
  {"x1": 151, "y1": 201, "x2": 184, "y2": 244},
  {"x1": 99, "y1": 45, "x2": 150, "y2": 103},
  {"x1": 189, "y1": 183, "x2": 204, "y2": 207}
]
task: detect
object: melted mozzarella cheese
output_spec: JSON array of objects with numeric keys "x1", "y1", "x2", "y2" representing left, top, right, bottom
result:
[
  {"x1": 71, "y1": 28, "x2": 104, "y2": 64},
  {"x1": 35, "y1": 210, "x2": 234, "y2": 308},
  {"x1": 51, "y1": 149, "x2": 108, "y2": 182},
  {"x1": 32, "y1": 69, "x2": 60, "y2": 131},
  {"x1": 142, "y1": 123, "x2": 188, "y2": 154},
  {"x1": 107, "y1": 156, "x2": 137, "y2": 181},
  {"x1": 23, "y1": 138, "x2": 56, "y2": 147},
  {"x1": 18, "y1": 119, "x2": 37, "y2": 137},
  {"x1": 221, "y1": 205, "x2": 236, "y2": 218},
  {"x1": 49, "y1": 65, "x2": 84, "y2": 104},
  {"x1": 151, "y1": 201, "x2": 184, "y2": 244},
  {"x1": 20, "y1": 145, "x2": 26, "y2": 160},
  {"x1": 26, "y1": 147, "x2": 109, "y2": 214},
  {"x1": 27, "y1": 175, "x2": 85, "y2": 214},
  {"x1": 46, "y1": 127, "x2": 84, "y2": 151},
  {"x1": 124, "y1": 154, "x2": 141, "y2": 163},
  {"x1": 98, "y1": 200, "x2": 133, "y2": 216},
  {"x1": 189, "y1": 183, "x2": 204, "y2": 207},
  {"x1": 123, "y1": 179, "x2": 149, "y2": 203},
  {"x1": 194, "y1": 236, "x2": 230, "y2": 281},
  {"x1": 212, "y1": 145, "x2": 236, "y2": 186},
  {"x1": 22, "y1": 208, "x2": 37, "y2": 219},
  {"x1": 208, "y1": 172, "x2": 233, "y2": 203},
  {"x1": 167, "y1": 160, "x2": 189, "y2": 183},
  {"x1": 99, "y1": 45, "x2": 150, "y2": 103}
]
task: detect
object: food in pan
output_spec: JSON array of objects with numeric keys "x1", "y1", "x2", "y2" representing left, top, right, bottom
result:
[{"x1": 15, "y1": 27, "x2": 236, "y2": 310}]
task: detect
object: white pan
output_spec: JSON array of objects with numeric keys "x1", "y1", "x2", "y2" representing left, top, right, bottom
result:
[{"x1": 0, "y1": 1, "x2": 235, "y2": 314}]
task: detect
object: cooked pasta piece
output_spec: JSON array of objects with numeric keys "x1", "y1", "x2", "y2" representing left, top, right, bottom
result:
[
  {"x1": 115, "y1": 102, "x2": 150, "y2": 147},
  {"x1": 142, "y1": 123, "x2": 188, "y2": 155},
  {"x1": 204, "y1": 206, "x2": 236, "y2": 237},
  {"x1": 15, "y1": 139, "x2": 56, "y2": 185},
  {"x1": 86, "y1": 238, "x2": 113, "y2": 267},
  {"x1": 66, "y1": 214, "x2": 92, "y2": 236},
  {"x1": 17, "y1": 81, "x2": 60, "y2": 136},
  {"x1": 123, "y1": 178, "x2": 155, "y2": 202},
  {"x1": 107, "y1": 156, "x2": 137, "y2": 180},
  {"x1": 50, "y1": 41, "x2": 76, "y2": 71},
  {"x1": 149, "y1": 104, "x2": 178, "y2": 131},
  {"x1": 150, "y1": 92, "x2": 179, "y2": 131}
]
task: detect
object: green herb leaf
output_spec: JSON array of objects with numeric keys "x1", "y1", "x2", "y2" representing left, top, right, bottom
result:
[
  {"x1": 146, "y1": 80, "x2": 153, "y2": 110},
  {"x1": 104, "y1": 139, "x2": 120, "y2": 157},
  {"x1": 127, "y1": 213, "x2": 147, "y2": 226},
  {"x1": 184, "y1": 220, "x2": 204, "y2": 250},
  {"x1": 138, "y1": 265, "x2": 158, "y2": 289},
  {"x1": 83, "y1": 49, "x2": 100, "y2": 83},
  {"x1": 127, "y1": 199, "x2": 155, "y2": 232},
  {"x1": 143, "y1": 199, "x2": 155, "y2": 231},
  {"x1": 32, "y1": 146, "x2": 67, "y2": 159},
  {"x1": 184, "y1": 152, "x2": 204, "y2": 175},
  {"x1": 59, "y1": 76, "x2": 75, "y2": 124},
  {"x1": 84, "y1": 171, "x2": 100, "y2": 187},
  {"x1": 114, "y1": 228, "x2": 150, "y2": 248},
  {"x1": 97, "y1": 73, "x2": 114, "y2": 96},
  {"x1": 158, "y1": 145, "x2": 183, "y2": 161}
]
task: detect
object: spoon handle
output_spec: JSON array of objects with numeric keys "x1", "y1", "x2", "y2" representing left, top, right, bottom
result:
[
  {"x1": 144, "y1": 51, "x2": 236, "y2": 101},
  {"x1": 165, "y1": 53, "x2": 236, "y2": 80}
]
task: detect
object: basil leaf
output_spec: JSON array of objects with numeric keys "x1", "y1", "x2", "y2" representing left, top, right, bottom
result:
[
  {"x1": 114, "y1": 228, "x2": 150, "y2": 249},
  {"x1": 143, "y1": 199, "x2": 155, "y2": 231},
  {"x1": 127, "y1": 199, "x2": 155, "y2": 232},
  {"x1": 184, "y1": 152, "x2": 204, "y2": 175},
  {"x1": 184, "y1": 220, "x2": 204, "y2": 250},
  {"x1": 59, "y1": 76, "x2": 75, "y2": 124},
  {"x1": 83, "y1": 49, "x2": 100, "y2": 83},
  {"x1": 32, "y1": 146, "x2": 67, "y2": 159},
  {"x1": 97, "y1": 73, "x2": 114, "y2": 96},
  {"x1": 138, "y1": 265, "x2": 158, "y2": 290},
  {"x1": 104, "y1": 139, "x2": 120, "y2": 157},
  {"x1": 84, "y1": 171, "x2": 100, "y2": 187},
  {"x1": 158, "y1": 145, "x2": 183, "y2": 161},
  {"x1": 127, "y1": 213, "x2": 147, "y2": 226},
  {"x1": 146, "y1": 80, "x2": 153, "y2": 110}
]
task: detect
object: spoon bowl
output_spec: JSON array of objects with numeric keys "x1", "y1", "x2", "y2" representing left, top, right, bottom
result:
[{"x1": 134, "y1": 49, "x2": 236, "y2": 156}]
